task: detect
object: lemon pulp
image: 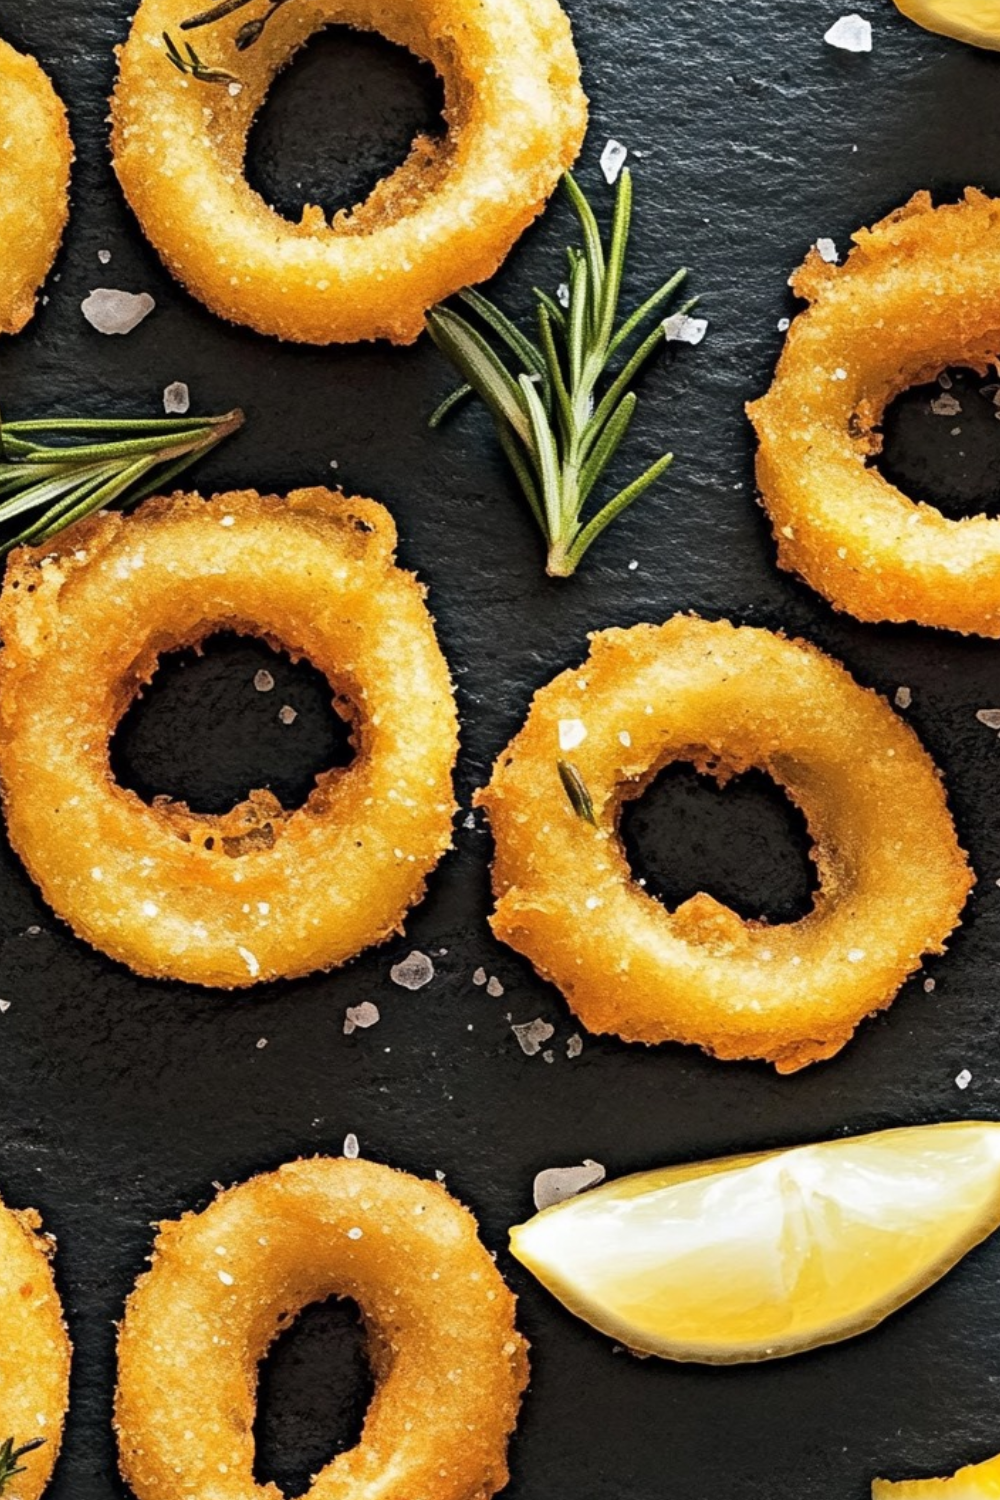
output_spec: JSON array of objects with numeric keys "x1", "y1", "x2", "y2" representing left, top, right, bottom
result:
[
  {"x1": 892, "y1": 0, "x2": 1000, "y2": 49},
  {"x1": 510, "y1": 1121, "x2": 1000, "y2": 1363}
]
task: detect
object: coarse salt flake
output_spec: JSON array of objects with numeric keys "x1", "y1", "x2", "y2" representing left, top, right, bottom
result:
[
  {"x1": 600, "y1": 138, "x2": 628, "y2": 184},
  {"x1": 163, "y1": 381, "x2": 190, "y2": 415},
  {"x1": 533, "y1": 1159, "x2": 607, "y2": 1212},
  {"x1": 343, "y1": 1001, "x2": 380, "y2": 1034},
  {"x1": 663, "y1": 312, "x2": 708, "y2": 345},
  {"x1": 81, "y1": 288, "x2": 155, "y2": 335},
  {"x1": 343, "y1": 1133, "x2": 360, "y2": 1159},
  {"x1": 815, "y1": 237, "x2": 839, "y2": 263},
  {"x1": 390, "y1": 951, "x2": 435, "y2": 990},
  {"x1": 558, "y1": 718, "x2": 587, "y2": 751},
  {"x1": 512, "y1": 1018, "x2": 555, "y2": 1057},
  {"x1": 847, "y1": 947, "x2": 865, "y2": 963},
  {"x1": 956, "y1": 1068, "x2": 973, "y2": 1090},
  {"x1": 824, "y1": 14, "x2": 873, "y2": 52},
  {"x1": 238, "y1": 946, "x2": 259, "y2": 977}
]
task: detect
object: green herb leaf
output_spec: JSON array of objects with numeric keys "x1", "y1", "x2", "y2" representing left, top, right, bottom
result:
[
  {"x1": 0, "y1": 1437, "x2": 45, "y2": 1495},
  {"x1": 558, "y1": 760, "x2": 597, "y2": 826},
  {"x1": 0, "y1": 407, "x2": 244, "y2": 560},
  {"x1": 428, "y1": 167, "x2": 700, "y2": 575}
]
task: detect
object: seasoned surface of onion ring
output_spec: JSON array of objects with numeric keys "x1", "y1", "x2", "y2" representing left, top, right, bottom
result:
[
  {"x1": 115, "y1": 1157, "x2": 529, "y2": 1500},
  {"x1": 0, "y1": 36, "x2": 72, "y2": 337},
  {"x1": 478, "y1": 615, "x2": 972, "y2": 1073},
  {"x1": 110, "y1": 0, "x2": 587, "y2": 345},
  {"x1": 749, "y1": 190, "x2": 1000, "y2": 635},
  {"x1": 0, "y1": 489, "x2": 458, "y2": 987},
  {"x1": 0, "y1": 1193, "x2": 70, "y2": 1499}
]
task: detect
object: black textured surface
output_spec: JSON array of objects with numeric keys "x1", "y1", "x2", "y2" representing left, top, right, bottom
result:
[{"x1": 1, "y1": 2, "x2": 1000, "y2": 1497}]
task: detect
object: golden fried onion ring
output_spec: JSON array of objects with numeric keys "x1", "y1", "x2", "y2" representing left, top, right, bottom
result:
[
  {"x1": 749, "y1": 190, "x2": 1000, "y2": 636},
  {"x1": 0, "y1": 489, "x2": 458, "y2": 987},
  {"x1": 0, "y1": 36, "x2": 72, "y2": 336},
  {"x1": 478, "y1": 615, "x2": 972, "y2": 1073},
  {"x1": 0, "y1": 1192, "x2": 71, "y2": 1499},
  {"x1": 110, "y1": 0, "x2": 587, "y2": 345},
  {"x1": 115, "y1": 1157, "x2": 529, "y2": 1500}
]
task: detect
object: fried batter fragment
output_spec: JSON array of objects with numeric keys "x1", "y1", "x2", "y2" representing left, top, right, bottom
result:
[{"x1": 479, "y1": 616, "x2": 972, "y2": 1073}]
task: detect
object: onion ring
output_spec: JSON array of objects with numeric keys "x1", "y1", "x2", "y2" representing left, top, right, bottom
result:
[
  {"x1": 478, "y1": 615, "x2": 972, "y2": 1073},
  {"x1": 115, "y1": 1157, "x2": 529, "y2": 1500},
  {"x1": 110, "y1": 0, "x2": 588, "y2": 345},
  {"x1": 748, "y1": 190, "x2": 1000, "y2": 635},
  {"x1": 0, "y1": 488, "x2": 458, "y2": 987},
  {"x1": 0, "y1": 36, "x2": 72, "y2": 337},
  {"x1": 0, "y1": 1192, "x2": 70, "y2": 1499}
]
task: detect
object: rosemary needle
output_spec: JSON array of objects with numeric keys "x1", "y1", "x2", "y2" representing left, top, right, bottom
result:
[
  {"x1": 0, "y1": 1437, "x2": 44, "y2": 1495},
  {"x1": 0, "y1": 407, "x2": 243, "y2": 559},
  {"x1": 428, "y1": 168, "x2": 700, "y2": 577}
]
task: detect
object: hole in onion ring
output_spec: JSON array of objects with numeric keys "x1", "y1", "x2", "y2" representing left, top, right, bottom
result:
[
  {"x1": 246, "y1": 26, "x2": 445, "y2": 226},
  {"x1": 111, "y1": 632, "x2": 353, "y2": 816},
  {"x1": 876, "y1": 367, "x2": 1000, "y2": 519},
  {"x1": 620, "y1": 765, "x2": 817, "y2": 925},
  {"x1": 253, "y1": 1295, "x2": 374, "y2": 1495}
]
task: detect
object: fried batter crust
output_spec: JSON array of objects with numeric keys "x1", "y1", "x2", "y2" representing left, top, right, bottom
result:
[
  {"x1": 0, "y1": 37, "x2": 72, "y2": 335},
  {"x1": 116, "y1": 1158, "x2": 529, "y2": 1500},
  {"x1": 0, "y1": 489, "x2": 458, "y2": 987},
  {"x1": 749, "y1": 190, "x2": 1000, "y2": 635},
  {"x1": 111, "y1": 0, "x2": 587, "y2": 344},
  {"x1": 479, "y1": 616, "x2": 972, "y2": 1073}
]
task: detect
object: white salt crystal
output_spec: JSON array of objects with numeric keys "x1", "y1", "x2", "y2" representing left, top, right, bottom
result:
[
  {"x1": 81, "y1": 288, "x2": 155, "y2": 335},
  {"x1": 343, "y1": 1001, "x2": 380, "y2": 1034},
  {"x1": 390, "y1": 951, "x2": 434, "y2": 990},
  {"x1": 556, "y1": 282, "x2": 571, "y2": 309},
  {"x1": 777, "y1": 316, "x2": 791, "y2": 332},
  {"x1": 956, "y1": 1068, "x2": 972, "y2": 1090},
  {"x1": 663, "y1": 313, "x2": 708, "y2": 345},
  {"x1": 163, "y1": 381, "x2": 190, "y2": 415},
  {"x1": 558, "y1": 718, "x2": 587, "y2": 751},
  {"x1": 343, "y1": 1133, "x2": 360, "y2": 1158},
  {"x1": 824, "y1": 14, "x2": 873, "y2": 52},
  {"x1": 97, "y1": 249, "x2": 112, "y2": 265},
  {"x1": 512, "y1": 1018, "x2": 555, "y2": 1057},
  {"x1": 533, "y1": 1160, "x2": 607, "y2": 1212},
  {"x1": 815, "y1": 237, "x2": 839, "y2": 263},
  {"x1": 600, "y1": 138, "x2": 628, "y2": 185}
]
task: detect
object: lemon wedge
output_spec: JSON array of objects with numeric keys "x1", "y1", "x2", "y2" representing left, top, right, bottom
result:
[
  {"x1": 892, "y1": 0, "x2": 1000, "y2": 50},
  {"x1": 510, "y1": 1121, "x2": 1000, "y2": 1363}
]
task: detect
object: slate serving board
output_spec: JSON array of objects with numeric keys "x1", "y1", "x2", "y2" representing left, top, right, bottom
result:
[{"x1": 1, "y1": 1, "x2": 999, "y2": 1495}]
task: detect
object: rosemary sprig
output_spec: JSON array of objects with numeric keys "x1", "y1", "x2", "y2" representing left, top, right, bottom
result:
[
  {"x1": 171, "y1": 0, "x2": 292, "y2": 65},
  {"x1": 0, "y1": 1437, "x2": 44, "y2": 1495},
  {"x1": 558, "y1": 760, "x2": 596, "y2": 825},
  {"x1": 163, "y1": 29, "x2": 240, "y2": 85},
  {"x1": 428, "y1": 168, "x2": 699, "y2": 576},
  {"x1": 0, "y1": 407, "x2": 244, "y2": 559}
]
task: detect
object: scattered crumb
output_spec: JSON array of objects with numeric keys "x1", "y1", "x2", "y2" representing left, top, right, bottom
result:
[
  {"x1": 976, "y1": 708, "x2": 1000, "y2": 731},
  {"x1": 566, "y1": 1033, "x2": 583, "y2": 1058},
  {"x1": 824, "y1": 14, "x2": 873, "y2": 52},
  {"x1": 255, "y1": 1037, "x2": 267, "y2": 1050},
  {"x1": 663, "y1": 312, "x2": 708, "y2": 345},
  {"x1": 0, "y1": 1000, "x2": 10, "y2": 1015},
  {"x1": 956, "y1": 1068, "x2": 972, "y2": 1091},
  {"x1": 472, "y1": 966, "x2": 488, "y2": 987},
  {"x1": 894, "y1": 686, "x2": 912, "y2": 709},
  {"x1": 343, "y1": 1132, "x2": 360, "y2": 1159},
  {"x1": 923, "y1": 977, "x2": 936, "y2": 993},
  {"x1": 930, "y1": 393, "x2": 962, "y2": 417},
  {"x1": 463, "y1": 811, "x2": 476, "y2": 829},
  {"x1": 938, "y1": 371, "x2": 953, "y2": 390},
  {"x1": 81, "y1": 288, "x2": 155, "y2": 335},
  {"x1": 512, "y1": 1018, "x2": 555, "y2": 1057},
  {"x1": 254, "y1": 669, "x2": 275, "y2": 693},
  {"x1": 533, "y1": 1159, "x2": 607, "y2": 1212},
  {"x1": 97, "y1": 249, "x2": 111, "y2": 265},
  {"x1": 278, "y1": 704, "x2": 297, "y2": 725},
  {"x1": 486, "y1": 975, "x2": 505, "y2": 998},
  {"x1": 343, "y1": 1001, "x2": 380, "y2": 1035},
  {"x1": 163, "y1": 381, "x2": 190, "y2": 415},
  {"x1": 815, "y1": 237, "x2": 838, "y2": 264},
  {"x1": 390, "y1": 951, "x2": 434, "y2": 990},
  {"x1": 542, "y1": 1049, "x2": 555, "y2": 1063},
  {"x1": 600, "y1": 138, "x2": 628, "y2": 184}
]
